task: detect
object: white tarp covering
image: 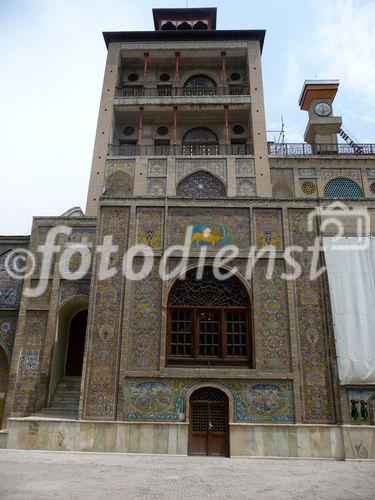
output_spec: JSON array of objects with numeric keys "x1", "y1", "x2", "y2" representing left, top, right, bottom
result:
[{"x1": 323, "y1": 237, "x2": 375, "y2": 385}]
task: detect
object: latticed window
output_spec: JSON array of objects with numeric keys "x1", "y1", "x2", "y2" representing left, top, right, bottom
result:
[
  {"x1": 176, "y1": 171, "x2": 226, "y2": 198},
  {"x1": 324, "y1": 177, "x2": 364, "y2": 198},
  {"x1": 182, "y1": 128, "x2": 219, "y2": 156},
  {"x1": 168, "y1": 267, "x2": 251, "y2": 366},
  {"x1": 184, "y1": 75, "x2": 217, "y2": 96}
]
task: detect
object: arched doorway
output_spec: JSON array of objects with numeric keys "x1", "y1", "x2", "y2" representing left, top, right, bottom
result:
[
  {"x1": 65, "y1": 310, "x2": 87, "y2": 376},
  {"x1": 0, "y1": 347, "x2": 9, "y2": 428},
  {"x1": 189, "y1": 387, "x2": 229, "y2": 456},
  {"x1": 48, "y1": 298, "x2": 88, "y2": 405}
]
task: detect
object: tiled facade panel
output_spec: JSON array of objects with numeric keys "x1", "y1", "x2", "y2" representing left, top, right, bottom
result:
[{"x1": 83, "y1": 207, "x2": 129, "y2": 419}]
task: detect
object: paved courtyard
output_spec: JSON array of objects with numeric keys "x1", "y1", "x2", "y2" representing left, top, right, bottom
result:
[{"x1": 0, "y1": 450, "x2": 374, "y2": 499}]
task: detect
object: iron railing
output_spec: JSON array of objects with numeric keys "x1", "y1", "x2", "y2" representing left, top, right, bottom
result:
[
  {"x1": 115, "y1": 84, "x2": 250, "y2": 98},
  {"x1": 108, "y1": 143, "x2": 254, "y2": 157},
  {"x1": 108, "y1": 142, "x2": 375, "y2": 157},
  {"x1": 268, "y1": 143, "x2": 375, "y2": 156}
]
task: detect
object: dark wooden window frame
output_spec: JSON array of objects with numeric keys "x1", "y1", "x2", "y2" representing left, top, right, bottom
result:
[{"x1": 167, "y1": 305, "x2": 251, "y2": 367}]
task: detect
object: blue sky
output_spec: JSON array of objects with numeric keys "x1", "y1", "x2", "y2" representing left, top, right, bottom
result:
[{"x1": 1, "y1": 0, "x2": 374, "y2": 234}]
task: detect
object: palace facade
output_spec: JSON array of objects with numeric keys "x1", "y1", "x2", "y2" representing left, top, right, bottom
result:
[{"x1": 1, "y1": 7, "x2": 375, "y2": 458}]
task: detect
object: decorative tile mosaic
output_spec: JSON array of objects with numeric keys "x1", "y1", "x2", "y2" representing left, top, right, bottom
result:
[
  {"x1": 301, "y1": 180, "x2": 317, "y2": 196},
  {"x1": 13, "y1": 310, "x2": 49, "y2": 415},
  {"x1": 0, "y1": 344, "x2": 9, "y2": 424},
  {"x1": 148, "y1": 159, "x2": 167, "y2": 176},
  {"x1": 253, "y1": 260, "x2": 291, "y2": 371},
  {"x1": 105, "y1": 159, "x2": 135, "y2": 177},
  {"x1": 168, "y1": 207, "x2": 250, "y2": 251},
  {"x1": 175, "y1": 158, "x2": 227, "y2": 183},
  {"x1": 127, "y1": 260, "x2": 162, "y2": 371},
  {"x1": 107, "y1": 171, "x2": 134, "y2": 197},
  {"x1": 26, "y1": 280, "x2": 52, "y2": 306},
  {"x1": 0, "y1": 251, "x2": 23, "y2": 308},
  {"x1": 123, "y1": 378, "x2": 294, "y2": 423},
  {"x1": 322, "y1": 169, "x2": 340, "y2": 179},
  {"x1": 60, "y1": 280, "x2": 90, "y2": 303},
  {"x1": 68, "y1": 227, "x2": 96, "y2": 243},
  {"x1": 289, "y1": 209, "x2": 334, "y2": 422},
  {"x1": 299, "y1": 168, "x2": 316, "y2": 177},
  {"x1": 0, "y1": 315, "x2": 17, "y2": 361},
  {"x1": 347, "y1": 389, "x2": 375, "y2": 425},
  {"x1": 84, "y1": 207, "x2": 129, "y2": 419},
  {"x1": 236, "y1": 178, "x2": 256, "y2": 196},
  {"x1": 254, "y1": 209, "x2": 283, "y2": 251},
  {"x1": 136, "y1": 208, "x2": 164, "y2": 250},
  {"x1": 227, "y1": 380, "x2": 294, "y2": 422},
  {"x1": 147, "y1": 178, "x2": 166, "y2": 196},
  {"x1": 367, "y1": 169, "x2": 375, "y2": 177},
  {"x1": 235, "y1": 159, "x2": 255, "y2": 177},
  {"x1": 124, "y1": 379, "x2": 186, "y2": 421}
]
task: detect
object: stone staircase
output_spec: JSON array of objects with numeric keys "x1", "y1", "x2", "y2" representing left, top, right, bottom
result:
[{"x1": 39, "y1": 376, "x2": 81, "y2": 419}]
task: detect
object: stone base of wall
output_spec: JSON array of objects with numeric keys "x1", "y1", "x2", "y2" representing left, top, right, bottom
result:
[
  {"x1": 0, "y1": 430, "x2": 8, "y2": 449},
  {"x1": 5, "y1": 418, "x2": 375, "y2": 460}
]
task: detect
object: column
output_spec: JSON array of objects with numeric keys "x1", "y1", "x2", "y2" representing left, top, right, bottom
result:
[
  {"x1": 221, "y1": 51, "x2": 227, "y2": 84},
  {"x1": 138, "y1": 106, "x2": 144, "y2": 145},
  {"x1": 175, "y1": 52, "x2": 180, "y2": 84},
  {"x1": 143, "y1": 52, "x2": 149, "y2": 85},
  {"x1": 224, "y1": 105, "x2": 230, "y2": 145},
  {"x1": 248, "y1": 42, "x2": 272, "y2": 197},
  {"x1": 173, "y1": 106, "x2": 178, "y2": 146}
]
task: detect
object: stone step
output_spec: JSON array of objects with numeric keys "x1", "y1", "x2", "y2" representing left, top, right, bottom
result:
[
  {"x1": 51, "y1": 396, "x2": 79, "y2": 403},
  {"x1": 48, "y1": 403, "x2": 79, "y2": 411},
  {"x1": 53, "y1": 390, "x2": 81, "y2": 396}
]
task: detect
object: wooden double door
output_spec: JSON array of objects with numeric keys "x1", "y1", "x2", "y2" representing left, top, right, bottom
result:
[{"x1": 189, "y1": 387, "x2": 229, "y2": 457}]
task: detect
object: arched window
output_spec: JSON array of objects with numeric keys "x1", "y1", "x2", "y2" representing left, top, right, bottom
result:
[
  {"x1": 177, "y1": 21, "x2": 192, "y2": 30},
  {"x1": 184, "y1": 75, "x2": 217, "y2": 96},
  {"x1": 182, "y1": 127, "x2": 219, "y2": 155},
  {"x1": 324, "y1": 177, "x2": 364, "y2": 198},
  {"x1": 161, "y1": 21, "x2": 176, "y2": 30},
  {"x1": 177, "y1": 171, "x2": 226, "y2": 198},
  {"x1": 193, "y1": 21, "x2": 208, "y2": 30},
  {"x1": 167, "y1": 267, "x2": 251, "y2": 366}
]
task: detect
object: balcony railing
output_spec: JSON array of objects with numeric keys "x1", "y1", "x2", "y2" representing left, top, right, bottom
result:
[
  {"x1": 108, "y1": 143, "x2": 254, "y2": 157},
  {"x1": 268, "y1": 143, "x2": 375, "y2": 156},
  {"x1": 115, "y1": 84, "x2": 250, "y2": 98},
  {"x1": 108, "y1": 142, "x2": 375, "y2": 157}
]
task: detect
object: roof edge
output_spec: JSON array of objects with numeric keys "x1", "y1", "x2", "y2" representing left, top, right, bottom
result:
[{"x1": 103, "y1": 29, "x2": 266, "y2": 51}]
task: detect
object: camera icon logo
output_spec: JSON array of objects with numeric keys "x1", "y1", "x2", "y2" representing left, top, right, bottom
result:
[{"x1": 307, "y1": 201, "x2": 371, "y2": 250}]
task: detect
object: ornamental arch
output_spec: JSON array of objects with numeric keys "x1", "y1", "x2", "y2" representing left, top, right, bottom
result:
[
  {"x1": 48, "y1": 296, "x2": 88, "y2": 404},
  {"x1": 166, "y1": 266, "x2": 252, "y2": 367},
  {"x1": 324, "y1": 177, "x2": 364, "y2": 198},
  {"x1": 176, "y1": 171, "x2": 226, "y2": 198}
]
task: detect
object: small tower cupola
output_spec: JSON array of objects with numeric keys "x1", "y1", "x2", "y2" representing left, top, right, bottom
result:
[
  {"x1": 153, "y1": 7, "x2": 217, "y2": 31},
  {"x1": 299, "y1": 80, "x2": 342, "y2": 146}
]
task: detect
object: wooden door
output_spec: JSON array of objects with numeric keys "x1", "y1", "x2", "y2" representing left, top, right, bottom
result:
[{"x1": 189, "y1": 388, "x2": 229, "y2": 457}]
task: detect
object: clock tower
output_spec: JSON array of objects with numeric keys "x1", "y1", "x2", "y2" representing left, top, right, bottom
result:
[{"x1": 299, "y1": 80, "x2": 342, "y2": 151}]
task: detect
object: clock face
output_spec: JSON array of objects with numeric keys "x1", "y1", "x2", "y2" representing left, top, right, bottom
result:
[{"x1": 314, "y1": 102, "x2": 332, "y2": 117}]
